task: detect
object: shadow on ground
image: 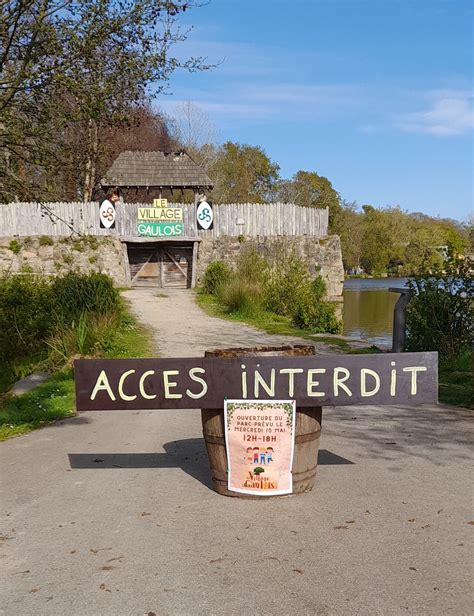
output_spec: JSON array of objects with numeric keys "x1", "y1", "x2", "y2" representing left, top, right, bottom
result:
[{"x1": 68, "y1": 439, "x2": 353, "y2": 489}]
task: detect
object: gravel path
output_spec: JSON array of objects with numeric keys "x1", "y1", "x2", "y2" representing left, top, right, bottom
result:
[{"x1": 122, "y1": 288, "x2": 334, "y2": 357}]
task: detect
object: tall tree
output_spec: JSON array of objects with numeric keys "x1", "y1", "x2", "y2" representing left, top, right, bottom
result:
[
  {"x1": 0, "y1": 1, "x2": 209, "y2": 202},
  {"x1": 278, "y1": 170, "x2": 342, "y2": 224},
  {"x1": 209, "y1": 141, "x2": 280, "y2": 203}
]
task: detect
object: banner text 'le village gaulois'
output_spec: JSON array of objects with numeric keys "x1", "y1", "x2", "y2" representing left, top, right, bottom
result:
[
  {"x1": 137, "y1": 199, "x2": 184, "y2": 237},
  {"x1": 225, "y1": 400, "x2": 296, "y2": 496}
]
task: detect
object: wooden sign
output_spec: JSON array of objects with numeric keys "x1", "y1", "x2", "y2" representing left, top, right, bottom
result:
[
  {"x1": 74, "y1": 352, "x2": 438, "y2": 411},
  {"x1": 137, "y1": 201, "x2": 183, "y2": 237},
  {"x1": 225, "y1": 400, "x2": 296, "y2": 496}
]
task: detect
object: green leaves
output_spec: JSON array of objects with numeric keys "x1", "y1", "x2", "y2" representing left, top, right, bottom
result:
[{"x1": 1, "y1": 1, "x2": 209, "y2": 201}]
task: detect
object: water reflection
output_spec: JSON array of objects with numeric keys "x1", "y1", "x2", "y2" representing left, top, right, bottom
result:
[{"x1": 342, "y1": 278, "x2": 410, "y2": 347}]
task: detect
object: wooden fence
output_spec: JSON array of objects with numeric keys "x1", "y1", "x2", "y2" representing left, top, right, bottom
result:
[{"x1": 0, "y1": 202, "x2": 329, "y2": 239}]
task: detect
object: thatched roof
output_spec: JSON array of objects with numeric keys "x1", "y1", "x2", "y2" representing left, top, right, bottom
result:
[{"x1": 101, "y1": 150, "x2": 213, "y2": 190}]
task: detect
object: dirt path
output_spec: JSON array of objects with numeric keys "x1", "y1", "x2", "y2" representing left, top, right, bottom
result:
[{"x1": 122, "y1": 288, "x2": 334, "y2": 357}]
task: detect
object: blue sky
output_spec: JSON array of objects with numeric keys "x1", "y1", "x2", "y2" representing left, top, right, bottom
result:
[{"x1": 157, "y1": 0, "x2": 473, "y2": 221}]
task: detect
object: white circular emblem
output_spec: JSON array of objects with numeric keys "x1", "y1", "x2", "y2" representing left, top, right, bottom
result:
[
  {"x1": 196, "y1": 201, "x2": 213, "y2": 230},
  {"x1": 99, "y1": 199, "x2": 116, "y2": 229}
]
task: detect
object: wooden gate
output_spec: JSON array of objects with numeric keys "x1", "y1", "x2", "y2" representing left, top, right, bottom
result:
[{"x1": 127, "y1": 244, "x2": 192, "y2": 288}]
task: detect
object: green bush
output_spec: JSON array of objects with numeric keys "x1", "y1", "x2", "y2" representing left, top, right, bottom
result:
[
  {"x1": 406, "y1": 254, "x2": 473, "y2": 359},
  {"x1": 202, "y1": 243, "x2": 341, "y2": 334},
  {"x1": 39, "y1": 236, "x2": 54, "y2": 247},
  {"x1": 45, "y1": 312, "x2": 120, "y2": 369},
  {"x1": 0, "y1": 274, "x2": 54, "y2": 364},
  {"x1": 236, "y1": 244, "x2": 268, "y2": 286},
  {"x1": 0, "y1": 272, "x2": 121, "y2": 391},
  {"x1": 265, "y1": 253, "x2": 311, "y2": 315},
  {"x1": 203, "y1": 260, "x2": 232, "y2": 295},
  {"x1": 217, "y1": 277, "x2": 264, "y2": 316},
  {"x1": 291, "y1": 278, "x2": 341, "y2": 333},
  {"x1": 51, "y1": 271, "x2": 119, "y2": 322}
]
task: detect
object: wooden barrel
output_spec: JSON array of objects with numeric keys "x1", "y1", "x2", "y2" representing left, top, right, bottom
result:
[{"x1": 201, "y1": 345, "x2": 322, "y2": 498}]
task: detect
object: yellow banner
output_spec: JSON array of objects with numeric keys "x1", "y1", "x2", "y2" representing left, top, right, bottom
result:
[{"x1": 138, "y1": 207, "x2": 183, "y2": 221}]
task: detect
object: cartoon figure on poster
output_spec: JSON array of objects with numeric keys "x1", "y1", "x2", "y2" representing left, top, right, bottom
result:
[{"x1": 224, "y1": 400, "x2": 296, "y2": 496}]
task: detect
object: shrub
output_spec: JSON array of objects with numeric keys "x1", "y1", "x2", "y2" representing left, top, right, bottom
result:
[
  {"x1": 45, "y1": 312, "x2": 120, "y2": 368},
  {"x1": 265, "y1": 253, "x2": 311, "y2": 316},
  {"x1": 236, "y1": 244, "x2": 268, "y2": 286},
  {"x1": 217, "y1": 277, "x2": 263, "y2": 316},
  {"x1": 0, "y1": 274, "x2": 54, "y2": 363},
  {"x1": 39, "y1": 236, "x2": 54, "y2": 247},
  {"x1": 203, "y1": 260, "x2": 232, "y2": 295},
  {"x1": 291, "y1": 278, "x2": 341, "y2": 333},
  {"x1": 406, "y1": 254, "x2": 473, "y2": 359},
  {"x1": 51, "y1": 271, "x2": 120, "y2": 322}
]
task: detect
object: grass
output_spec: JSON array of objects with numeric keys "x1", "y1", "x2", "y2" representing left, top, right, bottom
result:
[
  {"x1": 0, "y1": 371, "x2": 76, "y2": 441},
  {"x1": 438, "y1": 351, "x2": 472, "y2": 409},
  {"x1": 196, "y1": 291, "x2": 377, "y2": 354},
  {"x1": 0, "y1": 300, "x2": 151, "y2": 441}
]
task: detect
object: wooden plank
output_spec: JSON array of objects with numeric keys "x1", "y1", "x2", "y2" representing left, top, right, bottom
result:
[{"x1": 74, "y1": 351, "x2": 439, "y2": 411}]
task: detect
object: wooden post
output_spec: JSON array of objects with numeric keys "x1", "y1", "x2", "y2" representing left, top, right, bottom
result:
[
  {"x1": 389, "y1": 287, "x2": 413, "y2": 352},
  {"x1": 201, "y1": 345, "x2": 322, "y2": 498},
  {"x1": 190, "y1": 241, "x2": 198, "y2": 288},
  {"x1": 121, "y1": 242, "x2": 132, "y2": 287},
  {"x1": 159, "y1": 248, "x2": 164, "y2": 289}
]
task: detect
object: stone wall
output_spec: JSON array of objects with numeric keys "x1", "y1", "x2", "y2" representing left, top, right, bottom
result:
[
  {"x1": 0, "y1": 235, "x2": 127, "y2": 286},
  {"x1": 196, "y1": 235, "x2": 344, "y2": 301},
  {"x1": 0, "y1": 233, "x2": 345, "y2": 301}
]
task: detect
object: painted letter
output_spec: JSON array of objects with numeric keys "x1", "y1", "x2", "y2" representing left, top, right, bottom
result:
[
  {"x1": 279, "y1": 368, "x2": 304, "y2": 397},
  {"x1": 241, "y1": 364, "x2": 248, "y2": 399},
  {"x1": 186, "y1": 367, "x2": 208, "y2": 400},
  {"x1": 402, "y1": 366, "x2": 427, "y2": 395},
  {"x1": 118, "y1": 369, "x2": 137, "y2": 401},
  {"x1": 307, "y1": 368, "x2": 326, "y2": 397},
  {"x1": 163, "y1": 370, "x2": 182, "y2": 399},
  {"x1": 139, "y1": 370, "x2": 156, "y2": 400},
  {"x1": 390, "y1": 361, "x2": 396, "y2": 396},
  {"x1": 333, "y1": 367, "x2": 352, "y2": 397},
  {"x1": 90, "y1": 370, "x2": 116, "y2": 401},
  {"x1": 254, "y1": 369, "x2": 276, "y2": 397},
  {"x1": 360, "y1": 368, "x2": 380, "y2": 397}
]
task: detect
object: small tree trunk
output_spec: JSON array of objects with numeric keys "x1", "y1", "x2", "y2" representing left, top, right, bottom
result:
[{"x1": 83, "y1": 119, "x2": 98, "y2": 203}]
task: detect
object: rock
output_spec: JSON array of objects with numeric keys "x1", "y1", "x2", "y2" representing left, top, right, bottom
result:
[{"x1": 10, "y1": 372, "x2": 51, "y2": 396}]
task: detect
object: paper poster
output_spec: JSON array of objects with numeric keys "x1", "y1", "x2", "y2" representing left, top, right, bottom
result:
[{"x1": 224, "y1": 400, "x2": 296, "y2": 496}]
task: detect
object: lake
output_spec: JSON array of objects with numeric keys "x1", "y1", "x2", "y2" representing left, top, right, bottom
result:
[{"x1": 343, "y1": 278, "x2": 410, "y2": 347}]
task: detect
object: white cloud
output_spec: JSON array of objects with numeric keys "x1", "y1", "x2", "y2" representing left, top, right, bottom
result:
[{"x1": 398, "y1": 91, "x2": 474, "y2": 136}]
